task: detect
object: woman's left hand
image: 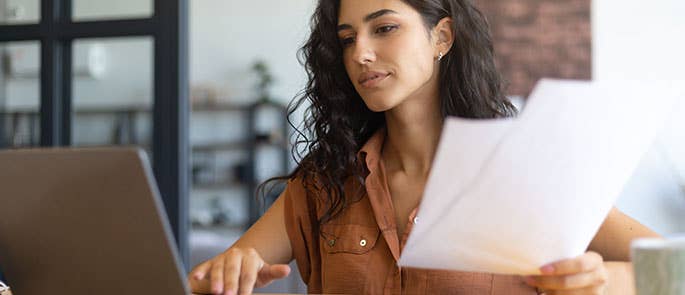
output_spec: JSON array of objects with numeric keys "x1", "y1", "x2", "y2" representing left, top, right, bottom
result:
[{"x1": 523, "y1": 251, "x2": 609, "y2": 295}]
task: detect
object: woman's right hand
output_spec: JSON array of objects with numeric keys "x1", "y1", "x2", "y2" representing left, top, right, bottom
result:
[{"x1": 188, "y1": 247, "x2": 291, "y2": 295}]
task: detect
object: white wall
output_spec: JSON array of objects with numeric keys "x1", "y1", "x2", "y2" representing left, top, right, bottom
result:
[
  {"x1": 593, "y1": 0, "x2": 685, "y2": 81},
  {"x1": 593, "y1": 0, "x2": 685, "y2": 235},
  {"x1": 190, "y1": 0, "x2": 316, "y2": 106}
]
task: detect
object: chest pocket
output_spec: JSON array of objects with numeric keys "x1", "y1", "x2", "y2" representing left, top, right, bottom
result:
[
  {"x1": 319, "y1": 223, "x2": 381, "y2": 293},
  {"x1": 321, "y1": 223, "x2": 380, "y2": 253}
]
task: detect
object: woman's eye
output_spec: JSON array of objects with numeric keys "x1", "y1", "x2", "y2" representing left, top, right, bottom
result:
[
  {"x1": 340, "y1": 37, "x2": 355, "y2": 47},
  {"x1": 376, "y1": 25, "x2": 398, "y2": 34}
]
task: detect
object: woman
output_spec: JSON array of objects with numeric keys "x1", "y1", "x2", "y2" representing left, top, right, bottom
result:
[{"x1": 190, "y1": 0, "x2": 658, "y2": 294}]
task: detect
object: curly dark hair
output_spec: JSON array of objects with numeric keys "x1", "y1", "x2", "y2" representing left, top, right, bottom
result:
[{"x1": 259, "y1": 0, "x2": 516, "y2": 224}]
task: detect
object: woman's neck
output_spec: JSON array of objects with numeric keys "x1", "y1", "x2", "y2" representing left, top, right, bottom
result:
[{"x1": 382, "y1": 93, "x2": 443, "y2": 179}]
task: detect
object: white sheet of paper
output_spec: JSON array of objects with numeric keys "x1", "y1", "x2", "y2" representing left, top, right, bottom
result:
[{"x1": 398, "y1": 79, "x2": 683, "y2": 275}]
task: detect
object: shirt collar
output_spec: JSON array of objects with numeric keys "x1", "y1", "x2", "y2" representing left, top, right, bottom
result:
[{"x1": 357, "y1": 127, "x2": 386, "y2": 174}]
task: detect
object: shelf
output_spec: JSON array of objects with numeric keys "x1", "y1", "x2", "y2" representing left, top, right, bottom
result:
[
  {"x1": 192, "y1": 140, "x2": 287, "y2": 152},
  {"x1": 0, "y1": 101, "x2": 283, "y2": 116},
  {"x1": 191, "y1": 224, "x2": 245, "y2": 233},
  {"x1": 191, "y1": 104, "x2": 250, "y2": 112},
  {"x1": 0, "y1": 106, "x2": 151, "y2": 116},
  {"x1": 192, "y1": 142, "x2": 248, "y2": 152},
  {"x1": 192, "y1": 181, "x2": 247, "y2": 190},
  {"x1": 189, "y1": 100, "x2": 289, "y2": 230},
  {"x1": 191, "y1": 100, "x2": 286, "y2": 112}
]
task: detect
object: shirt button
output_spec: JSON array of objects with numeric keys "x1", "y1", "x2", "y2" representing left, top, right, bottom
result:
[
  {"x1": 328, "y1": 239, "x2": 336, "y2": 247},
  {"x1": 359, "y1": 239, "x2": 367, "y2": 247},
  {"x1": 413, "y1": 217, "x2": 419, "y2": 224}
]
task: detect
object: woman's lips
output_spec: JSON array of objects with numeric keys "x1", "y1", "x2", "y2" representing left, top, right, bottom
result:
[{"x1": 359, "y1": 72, "x2": 391, "y2": 88}]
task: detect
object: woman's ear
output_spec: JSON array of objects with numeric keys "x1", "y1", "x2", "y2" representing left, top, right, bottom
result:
[{"x1": 433, "y1": 17, "x2": 454, "y2": 57}]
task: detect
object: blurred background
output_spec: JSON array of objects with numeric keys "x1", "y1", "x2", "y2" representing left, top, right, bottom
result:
[{"x1": 0, "y1": 0, "x2": 683, "y2": 293}]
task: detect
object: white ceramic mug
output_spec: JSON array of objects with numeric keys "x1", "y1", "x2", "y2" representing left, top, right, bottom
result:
[{"x1": 631, "y1": 236, "x2": 685, "y2": 295}]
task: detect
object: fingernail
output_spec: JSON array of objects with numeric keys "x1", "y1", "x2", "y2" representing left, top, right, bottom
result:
[
  {"x1": 224, "y1": 290, "x2": 234, "y2": 295},
  {"x1": 540, "y1": 265, "x2": 555, "y2": 274}
]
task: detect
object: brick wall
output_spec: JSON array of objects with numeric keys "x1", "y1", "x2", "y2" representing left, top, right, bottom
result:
[{"x1": 473, "y1": 0, "x2": 592, "y2": 97}]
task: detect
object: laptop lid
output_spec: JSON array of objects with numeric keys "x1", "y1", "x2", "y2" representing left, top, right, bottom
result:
[{"x1": 0, "y1": 148, "x2": 188, "y2": 294}]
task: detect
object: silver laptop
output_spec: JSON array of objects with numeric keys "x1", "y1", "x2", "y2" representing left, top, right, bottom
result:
[{"x1": 0, "y1": 148, "x2": 189, "y2": 294}]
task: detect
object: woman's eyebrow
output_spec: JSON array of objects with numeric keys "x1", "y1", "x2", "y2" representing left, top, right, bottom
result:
[{"x1": 337, "y1": 9, "x2": 399, "y2": 32}]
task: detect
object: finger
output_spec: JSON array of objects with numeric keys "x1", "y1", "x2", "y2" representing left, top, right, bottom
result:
[
  {"x1": 268, "y1": 264, "x2": 291, "y2": 279},
  {"x1": 525, "y1": 268, "x2": 608, "y2": 290},
  {"x1": 256, "y1": 264, "x2": 291, "y2": 287},
  {"x1": 209, "y1": 258, "x2": 226, "y2": 294},
  {"x1": 188, "y1": 275, "x2": 212, "y2": 295},
  {"x1": 540, "y1": 251, "x2": 603, "y2": 275},
  {"x1": 238, "y1": 249, "x2": 262, "y2": 295},
  {"x1": 190, "y1": 261, "x2": 213, "y2": 280},
  {"x1": 223, "y1": 253, "x2": 242, "y2": 295}
]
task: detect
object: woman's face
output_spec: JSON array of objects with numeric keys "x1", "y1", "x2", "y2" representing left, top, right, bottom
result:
[{"x1": 337, "y1": 0, "x2": 441, "y2": 112}]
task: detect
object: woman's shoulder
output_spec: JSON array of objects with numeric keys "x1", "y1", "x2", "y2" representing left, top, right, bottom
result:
[
  {"x1": 281, "y1": 172, "x2": 320, "y2": 219},
  {"x1": 283, "y1": 171, "x2": 319, "y2": 201}
]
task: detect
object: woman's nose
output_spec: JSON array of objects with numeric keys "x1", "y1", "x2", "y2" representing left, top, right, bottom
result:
[{"x1": 351, "y1": 37, "x2": 376, "y2": 65}]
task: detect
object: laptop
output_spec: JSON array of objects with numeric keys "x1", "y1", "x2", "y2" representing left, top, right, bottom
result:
[{"x1": 0, "y1": 148, "x2": 189, "y2": 294}]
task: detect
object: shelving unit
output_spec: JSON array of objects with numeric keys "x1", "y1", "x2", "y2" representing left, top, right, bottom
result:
[{"x1": 190, "y1": 100, "x2": 290, "y2": 230}]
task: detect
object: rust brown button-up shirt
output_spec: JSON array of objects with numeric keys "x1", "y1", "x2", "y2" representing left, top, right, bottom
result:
[{"x1": 283, "y1": 129, "x2": 536, "y2": 294}]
